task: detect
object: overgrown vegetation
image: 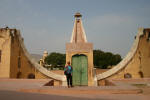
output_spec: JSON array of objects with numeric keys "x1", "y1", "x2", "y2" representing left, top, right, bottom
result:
[{"x1": 132, "y1": 84, "x2": 148, "y2": 88}]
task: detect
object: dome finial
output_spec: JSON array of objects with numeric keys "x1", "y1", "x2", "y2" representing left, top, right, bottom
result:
[{"x1": 74, "y1": 12, "x2": 82, "y2": 18}]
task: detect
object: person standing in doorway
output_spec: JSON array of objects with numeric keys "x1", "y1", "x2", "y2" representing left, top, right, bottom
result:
[{"x1": 64, "y1": 61, "x2": 73, "y2": 88}]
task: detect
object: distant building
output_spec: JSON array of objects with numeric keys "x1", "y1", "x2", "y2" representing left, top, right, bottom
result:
[{"x1": 39, "y1": 51, "x2": 48, "y2": 66}]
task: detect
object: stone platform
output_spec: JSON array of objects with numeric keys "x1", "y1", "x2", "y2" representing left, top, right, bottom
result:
[
  {"x1": 0, "y1": 79, "x2": 143, "y2": 94},
  {"x1": 0, "y1": 79, "x2": 150, "y2": 100}
]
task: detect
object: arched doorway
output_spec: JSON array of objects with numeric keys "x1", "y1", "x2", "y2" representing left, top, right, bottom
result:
[
  {"x1": 72, "y1": 54, "x2": 88, "y2": 86},
  {"x1": 124, "y1": 73, "x2": 132, "y2": 78},
  {"x1": 27, "y1": 73, "x2": 35, "y2": 79},
  {"x1": 17, "y1": 72, "x2": 22, "y2": 78}
]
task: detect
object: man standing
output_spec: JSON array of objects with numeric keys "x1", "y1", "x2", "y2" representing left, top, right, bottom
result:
[{"x1": 64, "y1": 61, "x2": 73, "y2": 88}]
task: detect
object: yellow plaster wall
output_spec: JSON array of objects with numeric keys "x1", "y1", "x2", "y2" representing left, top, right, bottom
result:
[
  {"x1": 0, "y1": 29, "x2": 11, "y2": 78},
  {"x1": 10, "y1": 29, "x2": 35, "y2": 78},
  {"x1": 0, "y1": 29, "x2": 63, "y2": 86},
  {"x1": 35, "y1": 69, "x2": 49, "y2": 79},
  {"x1": 139, "y1": 30, "x2": 150, "y2": 77},
  {"x1": 19, "y1": 52, "x2": 35, "y2": 78},
  {"x1": 35, "y1": 70, "x2": 62, "y2": 86}
]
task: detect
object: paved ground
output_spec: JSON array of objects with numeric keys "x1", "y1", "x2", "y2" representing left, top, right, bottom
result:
[
  {"x1": 0, "y1": 79, "x2": 150, "y2": 100},
  {"x1": 0, "y1": 90, "x2": 149, "y2": 100},
  {"x1": 0, "y1": 90, "x2": 103, "y2": 100}
]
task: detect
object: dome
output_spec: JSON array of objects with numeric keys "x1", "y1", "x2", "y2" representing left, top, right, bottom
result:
[{"x1": 43, "y1": 51, "x2": 48, "y2": 54}]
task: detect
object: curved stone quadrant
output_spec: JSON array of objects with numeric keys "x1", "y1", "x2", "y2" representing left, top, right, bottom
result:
[
  {"x1": 0, "y1": 28, "x2": 66, "y2": 86},
  {"x1": 15, "y1": 27, "x2": 150, "y2": 84},
  {"x1": 97, "y1": 28, "x2": 150, "y2": 81},
  {"x1": 16, "y1": 30, "x2": 66, "y2": 81}
]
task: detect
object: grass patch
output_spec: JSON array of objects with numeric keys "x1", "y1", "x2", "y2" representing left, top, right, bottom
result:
[{"x1": 132, "y1": 84, "x2": 148, "y2": 88}]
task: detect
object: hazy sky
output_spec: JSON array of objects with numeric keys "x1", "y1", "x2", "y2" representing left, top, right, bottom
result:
[{"x1": 0, "y1": 0, "x2": 150, "y2": 57}]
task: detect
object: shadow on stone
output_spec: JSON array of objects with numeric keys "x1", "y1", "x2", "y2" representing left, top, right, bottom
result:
[{"x1": 44, "y1": 80, "x2": 54, "y2": 86}]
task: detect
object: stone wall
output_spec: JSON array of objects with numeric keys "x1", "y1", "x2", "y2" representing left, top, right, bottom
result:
[
  {"x1": 0, "y1": 29, "x2": 11, "y2": 78},
  {"x1": 1, "y1": 29, "x2": 35, "y2": 78},
  {"x1": 0, "y1": 28, "x2": 65, "y2": 84},
  {"x1": 109, "y1": 29, "x2": 150, "y2": 79},
  {"x1": 95, "y1": 69, "x2": 109, "y2": 75},
  {"x1": 97, "y1": 28, "x2": 150, "y2": 81}
]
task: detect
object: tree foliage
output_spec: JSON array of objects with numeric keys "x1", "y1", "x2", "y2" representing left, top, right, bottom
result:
[
  {"x1": 45, "y1": 52, "x2": 66, "y2": 67},
  {"x1": 44, "y1": 50, "x2": 122, "y2": 69},
  {"x1": 93, "y1": 50, "x2": 122, "y2": 69}
]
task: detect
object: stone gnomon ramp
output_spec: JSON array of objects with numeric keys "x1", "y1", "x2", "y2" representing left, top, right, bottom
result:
[{"x1": 15, "y1": 30, "x2": 66, "y2": 82}]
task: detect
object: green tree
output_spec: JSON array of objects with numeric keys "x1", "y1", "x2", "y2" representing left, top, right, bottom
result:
[
  {"x1": 93, "y1": 50, "x2": 122, "y2": 69},
  {"x1": 45, "y1": 52, "x2": 66, "y2": 69},
  {"x1": 45, "y1": 50, "x2": 121, "y2": 70}
]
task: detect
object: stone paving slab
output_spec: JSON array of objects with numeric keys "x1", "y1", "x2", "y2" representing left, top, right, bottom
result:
[
  {"x1": 0, "y1": 79, "x2": 51, "y2": 90},
  {"x1": 0, "y1": 79, "x2": 150, "y2": 100},
  {"x1": 1, "y1": 90, "x2": 149, "y2": 100},
  {"x1": 19, "y1": 87, "x2": 142, "y2": 95},
  {"x1": 0, "y1": 79, "x2": 142, "y2": 94}
]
